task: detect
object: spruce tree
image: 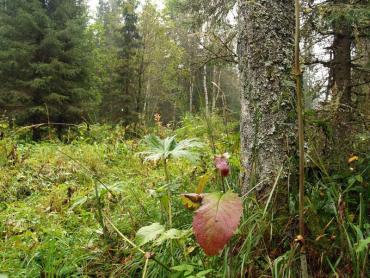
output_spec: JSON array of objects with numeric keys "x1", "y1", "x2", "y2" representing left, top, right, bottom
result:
[
  {"x1": 96, "y1": 0, "x2": 141, "y2": 125},
  {"x1": 115, "y1": 0, "x2": 141, "y2": 125},
  {"x1": 0, "y1": 0, "x2": 98, "y2": 137},
  {"x1": 0, "y1": 0, "x2": 47, "y2": 123}
]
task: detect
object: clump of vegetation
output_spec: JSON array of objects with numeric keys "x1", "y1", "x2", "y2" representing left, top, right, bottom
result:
[
  {"x1": 0, "y1": 114, "x2": 367, "y2": 277},
  {"x1": 0, "y1": 0, "x2": 368, "y2": 277}
]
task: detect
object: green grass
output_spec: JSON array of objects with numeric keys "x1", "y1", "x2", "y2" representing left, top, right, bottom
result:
[{"x1": 0, "y1": 116, "x2": 368, "y2": 277}]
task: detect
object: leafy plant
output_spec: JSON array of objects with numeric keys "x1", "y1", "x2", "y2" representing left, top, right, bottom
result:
[
  {"x1": 182, "y1": 153, "x2": 243, "y2": 257},
  {"x1": 139, "y1": 134, "x2": 203, "y2": 226},
  {"x1": 139, "y1": 135, "x2": 203, "y2": 178}
]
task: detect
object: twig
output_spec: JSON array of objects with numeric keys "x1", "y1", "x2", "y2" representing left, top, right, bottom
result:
[
  {"x1": 263, "y1": 165, "x2": 283, "y2": 218},
  {"x1": 295, "y1": 0, "x2": 308, "y2": 277}
]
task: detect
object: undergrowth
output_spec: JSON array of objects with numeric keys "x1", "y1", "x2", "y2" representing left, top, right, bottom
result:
[{"x1": 0, "y1": 115, "x2": 368, "y2": 277}]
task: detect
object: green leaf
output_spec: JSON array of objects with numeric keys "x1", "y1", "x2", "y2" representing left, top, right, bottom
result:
[
  {"x1": 68, "y1": 196, "x2": 88, "y2": 211},
  {"x1": 139, "y1": 135, "x2": 203, "y2": 162},
  {"x1": 135, "y1": 223, "x2": 165, "y2": 246},
  {"x1": 193, "y1": 191, "x2": 243, "y2": 256},
  {"x1": 355, "y1": 175, "x2": 363, "y2": 183},
  {"x1": 196, "y1": 269, "x2": 213, "y2": 277},
  {"x1": 171, "y1": 264, "x2": 194, "y2": 276},
  {"x1": 155, "y1": 228, "x2": 190, "y2": 245},
  {"x1": 355, "y1": 237, "x2": 370, "y2": 253},
  {"x1": 348, "y1": 176, "x2": 357, "y2": 186}
]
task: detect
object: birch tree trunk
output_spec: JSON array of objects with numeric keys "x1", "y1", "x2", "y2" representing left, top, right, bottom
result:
[
  {"x1": 203, "y1": 64, "x2": 209, "y2": 116},
  {"x1": 202, "y1": 23, "x2": 209, "y2": 116},
  {"x1": 211, "y1": 66, "x2": 217, "y2": 113},
  {"x1": 238, "y1": 0, "x2": 295, "y2": 194}
]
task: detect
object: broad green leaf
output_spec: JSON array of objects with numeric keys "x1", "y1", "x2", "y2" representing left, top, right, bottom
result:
[
  {"x1": 139, "y1": 135, "x2": 202, "y2": 162},
  {"x1": 193, "y1": 191, "x2": 243, "y2": 256},
  {"x1": 196, "y1": 269, "x2": 213, "y2": 277},
  {"x1": 171, "y1": 264, "x2": 194, "y2": 276},
  {"x1": 355, "y1": 237, "x2": 370, "y2": 253},
  {"x1": 155, "y1": 228, "x2": 190, "y2": 245},
  {"x1": 135, "y1": 223, "x2": 165, "y2": 246}
]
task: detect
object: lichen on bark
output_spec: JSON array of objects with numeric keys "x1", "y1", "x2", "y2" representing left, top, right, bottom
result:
[{"x1": 238, "y1": 0, "x2": 296, "y2": 195}]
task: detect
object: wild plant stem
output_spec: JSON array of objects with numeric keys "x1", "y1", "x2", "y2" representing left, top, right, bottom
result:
[
  {"x1": 295, "y1": 0, "x2": 305, "y2": 244},
  {"x1": 142, "y1": 257, "x2": 149, "y2": 278},
  {"x1": 294, "y1": 0, "x2": 308, "y2": 277},
  {"x1": 163, "y1": 159, "x2": 174, "y2": 265},
  {"x1": 221, "y1": 176, "x2": 226, "y2": 193},
  {"x1": 163, "y1": 159, "x2": 172, "y2": 228},
  {"x1": 103, "y1": 214, "x2": 172, "y2": 273},
  {"x1": 163, "y1": 158, "x2": 170, "y2": 182},
  {"x1": 93, "y1": 180, "x2": 108, "y2": 239}
]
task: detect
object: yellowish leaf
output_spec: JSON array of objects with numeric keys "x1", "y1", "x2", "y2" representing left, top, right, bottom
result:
[
  {"x1": 348, "y1": 155, "x2": 359, "y2": 164},
  {"x1": 196, "y1": 174, "x2": 210, "y2": 194},
  {"x1": 181, "y1": 193, "x2": 202, "y2": 210}
]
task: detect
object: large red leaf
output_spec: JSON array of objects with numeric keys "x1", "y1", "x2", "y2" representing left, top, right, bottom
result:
[{"x1": 192, "y1": 192, "x2": 243, "y2": 256}]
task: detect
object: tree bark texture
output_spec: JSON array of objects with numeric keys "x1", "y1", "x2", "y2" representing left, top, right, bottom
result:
[
  {"x1": 328, "y1": 0, "x2": 355, "y2": 168},
  {"x1": 238, "y1": 0, "x2": 295, "y2": 194}
]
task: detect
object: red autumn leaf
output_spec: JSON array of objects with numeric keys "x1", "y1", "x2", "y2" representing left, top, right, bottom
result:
[
  {"x1": 214, "y1": 155, "x2": 230, "y2": 177},
  {"x1": 192, "y1": 192, "x2": 243, "y2": 256}
]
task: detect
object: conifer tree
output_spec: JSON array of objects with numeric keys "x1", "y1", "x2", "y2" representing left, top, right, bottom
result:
[
  {"x1": 0, "y1": 0, "x2": 98, "y2": 137},
  {"x1": 0, "y1": 0, "x2": 47, "y2": 123},
  {"x1": 96, "y1": 0, "x2": 141, "y2": 125},
  {"x1": 115, "y1": 0, "x2": 141, "y2": 124}
]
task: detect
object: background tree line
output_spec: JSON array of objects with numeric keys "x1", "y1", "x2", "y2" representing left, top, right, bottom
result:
[{"x1": 0, "y1": 0, "x2": 240, "y2": 138}]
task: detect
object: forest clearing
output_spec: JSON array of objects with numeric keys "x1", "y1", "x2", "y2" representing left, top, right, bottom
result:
[{"x1": 0, "y1": 0, "x2": 369, "y2": 277}]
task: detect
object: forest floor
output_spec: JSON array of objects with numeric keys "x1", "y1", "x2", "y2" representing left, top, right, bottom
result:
[
  {"x1": 0, "y1": 116, "x2": 242, "y2": 277},
  {"x1": 0, "y1": 115, "x2": 368, "y2": 277}
]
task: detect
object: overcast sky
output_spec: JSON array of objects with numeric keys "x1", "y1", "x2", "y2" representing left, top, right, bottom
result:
[{"x1": 87, "y1": 0, "x2": 164, "y2": 14}]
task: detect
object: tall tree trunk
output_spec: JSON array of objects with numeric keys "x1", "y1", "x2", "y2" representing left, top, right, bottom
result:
[
  {"x1": 211, "y1": 69, "x2": 222, "y2": 114},
  {"x1": 202, "y1": 23, "x2": 209, "y2": 116},
  {"x1": 143, "y1": 80, "x2": 150, "y2": 123},
  {"x1": 203, "y1": 64, "x2": 209, "y2": 116},
  {"x1": 238, "y1": 0, "x2": 295, "y2": 194},
  {"x1": 353, "y1": 22, "x2": 370, "y2": 133},
  {"x1": 328, "y1": 0, "x2": 354, "y2": 168},
  {"x1": 137, "y1": 49, "x2": 145, "y2": 119},
  {"x1": 211, "y1": 66, "x2": 217, "y2": 113},
  {"x1": 331, "y1": 1, "x2": 352, "y2": 107},
  {"x1": 189, "y1": 76, "x2": 193, "y2": 113}
]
